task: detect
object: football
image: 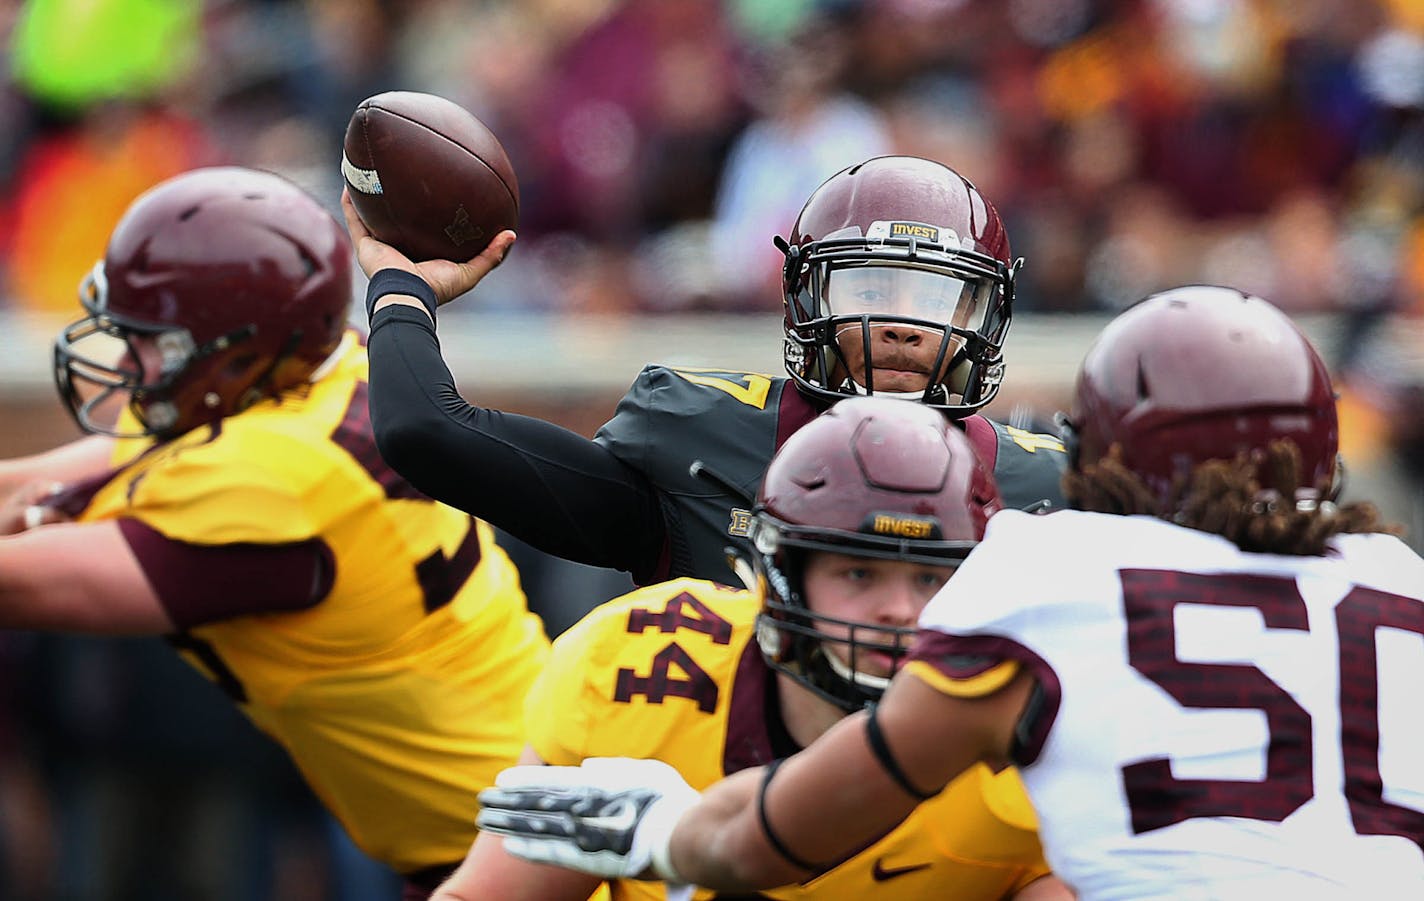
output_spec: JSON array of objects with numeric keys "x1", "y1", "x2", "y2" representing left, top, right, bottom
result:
[{"x1": 341, "y1": 91, "x2": 519, "y2": 262}]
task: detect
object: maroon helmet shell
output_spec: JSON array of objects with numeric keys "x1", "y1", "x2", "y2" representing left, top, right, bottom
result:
[
  {"x1": 1067, "y1": 285, "x2": 1339, "y2": 504},
  {"x1": 757, "y1": 395, "x2": 1002, "y2": 547},
  {"x1": 750, "y1": 395, "x2": 1003, "y2": 711},
  {"x1": 780, "y1": 156, "x2": 1019, "y2": 416},
  {"x1": 54, "y1": 167, "x2": 353, "y2": 438}
]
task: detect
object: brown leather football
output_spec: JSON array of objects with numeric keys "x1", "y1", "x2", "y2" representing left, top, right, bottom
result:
[{"x1": 341, "y1": 91, "x2": 519, "y2": 262}]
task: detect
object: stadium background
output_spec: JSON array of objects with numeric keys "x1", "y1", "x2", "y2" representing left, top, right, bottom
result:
[{"x1": 0, "y1": 0, "x2": 1420, "y2": 898}]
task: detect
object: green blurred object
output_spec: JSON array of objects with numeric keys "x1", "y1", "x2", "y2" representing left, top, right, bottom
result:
[
  {"x1": 729, "y1": 0, "x2": 821, "y2": 46},
  {"x1": 10, "y1": 0, "x2": 202, "y2": 110}
]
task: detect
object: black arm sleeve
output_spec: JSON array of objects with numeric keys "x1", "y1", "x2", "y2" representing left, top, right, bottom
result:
[{"x1": 366, "y1": 305, "x2": 666, "y2": 575}]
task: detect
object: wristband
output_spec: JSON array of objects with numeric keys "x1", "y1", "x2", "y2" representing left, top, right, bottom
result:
[
  {"x1": 366, "y1": 268, "x2": 438, "y2": 323},
  {"x1": 648, "y1": 830, "x2": 685, "y2": 885}
]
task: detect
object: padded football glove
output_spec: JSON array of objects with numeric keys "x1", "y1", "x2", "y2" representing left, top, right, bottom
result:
[{"x1": 477, "y1": 757, "x2": 698, "y2": 890}]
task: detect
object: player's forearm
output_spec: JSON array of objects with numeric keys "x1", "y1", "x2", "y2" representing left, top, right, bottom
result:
[
  {"x1": 0, "y1": 435, "x2": 114, "y2": 500},
  {"x1": 669, "y1": 709, "x2": 941, "y2": 891},
  {"x1": 366, "y1": 305, "x2": 666, "y2": 572},
  {"x1": 433, "y1": 831, "x2": 603, "y2": 901},
  {"x1": 666, "y1": 768, "x2": 802, "y2": 891},
  {"x1": 0, "y1": 522, "x2": 175, "y2": 634}
]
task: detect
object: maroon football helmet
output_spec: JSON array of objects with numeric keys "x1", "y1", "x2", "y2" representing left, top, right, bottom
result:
[
  {"x1": 779, "y1": 155, "x2": 1019, "y2": 417},
  {"x1": 747, "y1": 396, "x2": 1003, "y2": 711},
  {"x1": 1059, "y1": 285, "x2": 1340, "y2": 508},
  {"x1": 54, "y1": 167, "x2": 353, "y2": 439}
]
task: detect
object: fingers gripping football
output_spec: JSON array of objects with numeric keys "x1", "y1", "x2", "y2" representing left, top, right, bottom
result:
[{"x1": 477, "y1": 758, "x2": 699, "y2": 883}]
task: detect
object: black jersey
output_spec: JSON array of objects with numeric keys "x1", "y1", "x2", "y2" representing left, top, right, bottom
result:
[
  {"x1": 595, "y1": 365, "x2": 1067, "y2": 585},
  {"x1": 367, "y1": 307, "x2": 1066, "y2": 589}
]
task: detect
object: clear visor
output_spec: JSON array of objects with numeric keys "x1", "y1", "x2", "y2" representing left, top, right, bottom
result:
[{"x1": 824, "y1": 264, "x2": 994, "y2": 330}]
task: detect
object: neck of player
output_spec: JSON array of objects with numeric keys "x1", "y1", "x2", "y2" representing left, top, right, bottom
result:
[{"x1": 776, "y1": 671, "x2": 848, "y2": 750}]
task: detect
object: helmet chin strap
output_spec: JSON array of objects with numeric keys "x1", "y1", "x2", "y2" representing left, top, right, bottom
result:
[
  {"x1": 830, "y1": 321, "x2": 969, "y2": 402},
  {"x1": 838, "y1": 377, "x2": 952, "y2": 405}
]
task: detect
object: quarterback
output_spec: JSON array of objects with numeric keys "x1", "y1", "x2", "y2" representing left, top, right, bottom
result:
[
  {"x1": 349, "y1": 155, "x2": 1066, "y2": 587},
  {"x1": 0, "y1": 168, "x2": 549, "y2": 899},
  {"x1": 442, "y1": 398, "x2": 1068, "y2": 900}
]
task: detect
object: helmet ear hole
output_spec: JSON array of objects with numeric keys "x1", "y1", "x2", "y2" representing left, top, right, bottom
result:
[{"x1": 223, "y1": 352, "x2": 259, "y2": 378}]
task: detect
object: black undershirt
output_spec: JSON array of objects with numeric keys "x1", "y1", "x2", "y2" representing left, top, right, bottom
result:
[{"x1": 366, "y1": 304, "x2": 667, "y2": 579}]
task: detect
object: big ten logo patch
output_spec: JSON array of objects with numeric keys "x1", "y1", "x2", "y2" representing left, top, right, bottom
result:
[{"x1": 727, "y1": 508, "x2": 753, "y2": 538}]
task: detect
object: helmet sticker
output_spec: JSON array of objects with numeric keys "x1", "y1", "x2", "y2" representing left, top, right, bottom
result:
[{"x1": 864, "y1": 220, "x2": 971, "y2": 250}]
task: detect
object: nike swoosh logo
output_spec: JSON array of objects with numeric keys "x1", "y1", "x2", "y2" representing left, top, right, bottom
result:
[
  {"x1": 581, "y1": 798, "x2": 639, "y2": 834},
  {"x1": 871, "y1": 859, "x2": 932, "y2": 882}
]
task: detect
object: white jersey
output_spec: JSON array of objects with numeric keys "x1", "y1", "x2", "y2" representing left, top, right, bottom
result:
[{"x1": 914, "y1": 509, "x2": 1424, "y2": 900}]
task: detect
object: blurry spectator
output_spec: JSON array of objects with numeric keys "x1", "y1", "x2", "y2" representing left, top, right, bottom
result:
[
  {"x1": 9, "y1": 0, "x2": 201, "y2": 113},
  {"x1": 4, "y1": 0, "x2": 1422, "y2": 318},
  {"x1": 0, "y1": 634, "x2": 54, "y2": 901},
  {"x1": 1, "y1": 103, "x2": 217, "y2": 315},
  {"x1": 711, "y1": 14, "x2": 891, "y2": 308},
  {"x1": 2, "y1": 0, "x2": 216, "y2": 315},
  {"x1": 518, "y1": 0, "x2": 745, "y2": 242}
]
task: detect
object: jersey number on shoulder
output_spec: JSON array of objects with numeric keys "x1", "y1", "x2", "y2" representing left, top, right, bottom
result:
[
  {"x1": 670, "y1": 370, "x2": 772, "y2": 410},
  {"x1": 1120, "y1": 569, "x2": 1424, "y2": 851},
  {"x1": 1004, "y1": 425, "x2": 1064, "y2": 454},
  {"x1": 613, "y1": 592, "x2": 733, "y2": 714}
]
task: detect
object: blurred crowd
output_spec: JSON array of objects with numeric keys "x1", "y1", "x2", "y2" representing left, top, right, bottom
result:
[
  {"x1": 3, "y1": 0, "x2": 1423, "y2": 319},
  {"x1": 1, "y1": 0, "x2": 1423, "y2": 898}
]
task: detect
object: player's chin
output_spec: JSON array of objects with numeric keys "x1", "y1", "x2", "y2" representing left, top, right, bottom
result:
[
  {"x1": 868, "y1": 370, "x2": 930, "y2": 393},
  {"x1": 846, "y1": 650, "x2": 898, "y2": 678}
]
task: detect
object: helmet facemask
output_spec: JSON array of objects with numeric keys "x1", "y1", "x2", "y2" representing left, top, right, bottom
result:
[
  {"x1": 745, "y1": 512, "x2": 970, "y2": 713},
  {"x1": 54, "y1": 262, "x2": 257, "y2": 439},
  {"x1": 51, "y1": 167, "x2": 355, "y2": 442}
]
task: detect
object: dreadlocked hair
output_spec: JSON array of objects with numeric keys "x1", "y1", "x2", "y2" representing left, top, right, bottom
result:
[{"x1": 1063, "y1": 439, "x2": 1401, "y2": 556}]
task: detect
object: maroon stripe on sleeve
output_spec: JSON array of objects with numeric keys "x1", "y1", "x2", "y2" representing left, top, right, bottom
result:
[
  {"x1": 907, "y1": 629, "x2": 1061, "y2": 766},
  {"x1": 414, "y1": 517, "x2": 483, "y2": 614},
  {"x1": 960, "y1": 414, "x2": 1000, "y2": 472},
  {"x1": 117, "y1": 518, "x2": 336, "y2": 628},
  {"x1": 331, "y1": 379, "x2": 428, "y2": 501}
]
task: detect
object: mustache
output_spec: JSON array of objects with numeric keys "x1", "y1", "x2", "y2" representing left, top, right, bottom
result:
[
  {"x1": 866, "y1": 352, "x2": 928, "y2": 372},
  {"x1": 832, "y1": 325, "x2": 947, "y2": 374}
]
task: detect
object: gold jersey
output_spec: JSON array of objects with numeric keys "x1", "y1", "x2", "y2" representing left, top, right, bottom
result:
[
  {"x1": 526, "y1": 578, "x2": 1051, "y2": 900},
  {"x1": 78, "y1": 334, "x2": 550, "y2": 875}
]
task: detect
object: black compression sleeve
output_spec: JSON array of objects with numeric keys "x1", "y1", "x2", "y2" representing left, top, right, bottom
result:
[{"x1": 366, "y1": 304, "x2": 666, "y2": 575}]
